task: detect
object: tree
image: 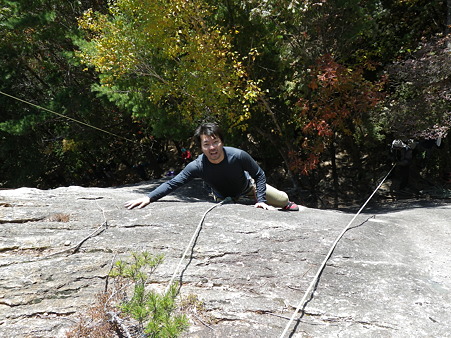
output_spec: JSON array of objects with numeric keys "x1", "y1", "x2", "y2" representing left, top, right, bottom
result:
[
  {"x1": 379, "y1": 35, "x2": 450, "y2": 140},
  {"x1": 232, "y1": 0, "x2": 447, "y2": 205},
  {"x1": 76, "y1": 0, "x2": 263, "y2": 142},
  {"x1": 0, "y1": 0, "x2": 143, "y2": 188},
  {"x1": 1, "y1": 0, "x2": 448, "y2": 205},
  {"x1": 373, "y1": 34, "x2": 451, "y2": 182},
  {"x1": 291, "y1": 54, "x2": 385, "y2": 206}
]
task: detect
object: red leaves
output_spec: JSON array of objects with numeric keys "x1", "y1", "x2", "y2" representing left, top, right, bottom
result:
[
  {"x1": 303, "y1": 119, "x2": 333, "y2": 137},
  {"x1": 288, "y1": 151, "x2": 320, "y2": 176},
  {"x1": 290, "y1": 54, "x2": 386, "y2": 175}
]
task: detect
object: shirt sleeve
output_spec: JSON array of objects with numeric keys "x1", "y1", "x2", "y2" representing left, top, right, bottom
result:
[
  {"x1": 239, "y1": 150, "x2": 267, "y2": 203},
  {"x1": 147, "y1": 161, "x2": 199, "y2": 201}
]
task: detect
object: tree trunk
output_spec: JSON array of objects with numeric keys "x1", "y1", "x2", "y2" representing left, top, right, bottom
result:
[
  {"x1": 330, "y1": 136, "x2": 339, "y2": 209},
  {"x1": 259, "y1": 97, "x2": 299, "y2": 189},
  {"x1": 448, "y1": 0, "x2": 451, "y2": 49}
]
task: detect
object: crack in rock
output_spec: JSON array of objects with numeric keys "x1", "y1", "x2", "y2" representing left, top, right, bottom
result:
[
  {"x1": 0, "y1": 216, "x2": 45, "y2": 224},
  {"x1": 1, "y1": 184, "x2": 450, "y2": 338}
]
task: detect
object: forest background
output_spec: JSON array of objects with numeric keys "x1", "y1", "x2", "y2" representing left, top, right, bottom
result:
[{"x1": 1, "y1": 0, "x2": 450, "y2": 209}]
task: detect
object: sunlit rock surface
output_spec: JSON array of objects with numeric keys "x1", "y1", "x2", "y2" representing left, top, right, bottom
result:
[{"x1": 1, "y1": 180, "x2": 450, "y2": 337}]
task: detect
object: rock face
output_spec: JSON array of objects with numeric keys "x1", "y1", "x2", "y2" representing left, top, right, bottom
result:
[{"x1": 0, "y1": 180, "x2": 450, "y2": 337}]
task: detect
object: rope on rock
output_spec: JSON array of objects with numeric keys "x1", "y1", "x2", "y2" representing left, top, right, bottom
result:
[
  {"x1": 164, "y1": 197, "x2": 232, "y2": 294},
  {"x1": 279, "y1": 164, "x2": 396, "y2": 338}
]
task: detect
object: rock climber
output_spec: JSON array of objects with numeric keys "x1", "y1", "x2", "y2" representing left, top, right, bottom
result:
[{"x1": 124, "y1": 122, "x2": 299, "y2": 211}]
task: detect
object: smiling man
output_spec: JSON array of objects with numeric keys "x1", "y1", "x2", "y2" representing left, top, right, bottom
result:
[{"x1": 124, "y1": 123, "x2": 299, "y2": 211}]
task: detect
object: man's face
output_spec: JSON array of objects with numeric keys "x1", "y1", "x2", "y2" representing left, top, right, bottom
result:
[{"x1": 200, "y1": 134, "x2": 224, "y2": 164}]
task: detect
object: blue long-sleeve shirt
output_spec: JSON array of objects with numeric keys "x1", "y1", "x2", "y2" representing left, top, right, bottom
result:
[{"x1": 147, "y1": 147, "x2": 267, "y2": 203}]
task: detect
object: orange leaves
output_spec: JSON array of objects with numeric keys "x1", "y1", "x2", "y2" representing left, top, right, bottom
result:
[
  {"x1": 290, "y1": 53, "x2": 385, "y2": 175},
  {"x1": 288, "y1": 151, "x2": 320, "y2": 176},
  {"x1": 308, "y1": 80, "x2": 318, "y2": 90},
  {"x1": 302, "y1": 119, "x2": 333, "y2": 137}
]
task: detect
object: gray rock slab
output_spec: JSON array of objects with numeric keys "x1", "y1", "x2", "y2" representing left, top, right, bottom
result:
[{"x1": 0, "y1": 180, "x2": 450, "y2": 337}]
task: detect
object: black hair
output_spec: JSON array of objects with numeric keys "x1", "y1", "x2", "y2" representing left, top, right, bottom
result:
[{"x1": 194, "y1": 123, "x2": 224, "y2": 147}]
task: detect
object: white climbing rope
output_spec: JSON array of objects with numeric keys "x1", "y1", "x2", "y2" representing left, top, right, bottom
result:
[
  {"x1": 279, "y1": 164, "x2": 396, "y2": 338},
  {"x1": 164, "y1": 197, "x2": 231, "y2": 294}
]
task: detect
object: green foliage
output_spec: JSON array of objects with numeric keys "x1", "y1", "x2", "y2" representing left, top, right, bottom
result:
[
  {"x1": 109, "y1": 251, "x2": 164, "y2": 283},
  {"x1": 240, "y1": 0, "x2": 447, "y2": 172},
  {"x1": 0, "y1": 111, "x2": 49, "y2": 135},
  {"x1": 0, "y1": 0, "x2": 139, "y2": 188},
  {"x1": 67, "y1": 251, "x2": 188, "y2": 337},
  {"x1": 1, "y1": 0, "x2": 448, "y2": 205},
  {"x1": 76, "y1": 0, "x2": 264, "y2": 139},
  {"x1": 375, "y1": 35, "x2": 451, "y2": 140},
  {"x1": 109, "y1": 252, "x2": 188, "y2": 337}
]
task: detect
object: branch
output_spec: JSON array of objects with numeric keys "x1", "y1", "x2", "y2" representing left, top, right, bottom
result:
[
  {"x1": 107, "y1": 311, "x2": 133, "y2": 338},
  {"x1": 257, "y1": 96, "x2": 299, "y2": 189}
]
